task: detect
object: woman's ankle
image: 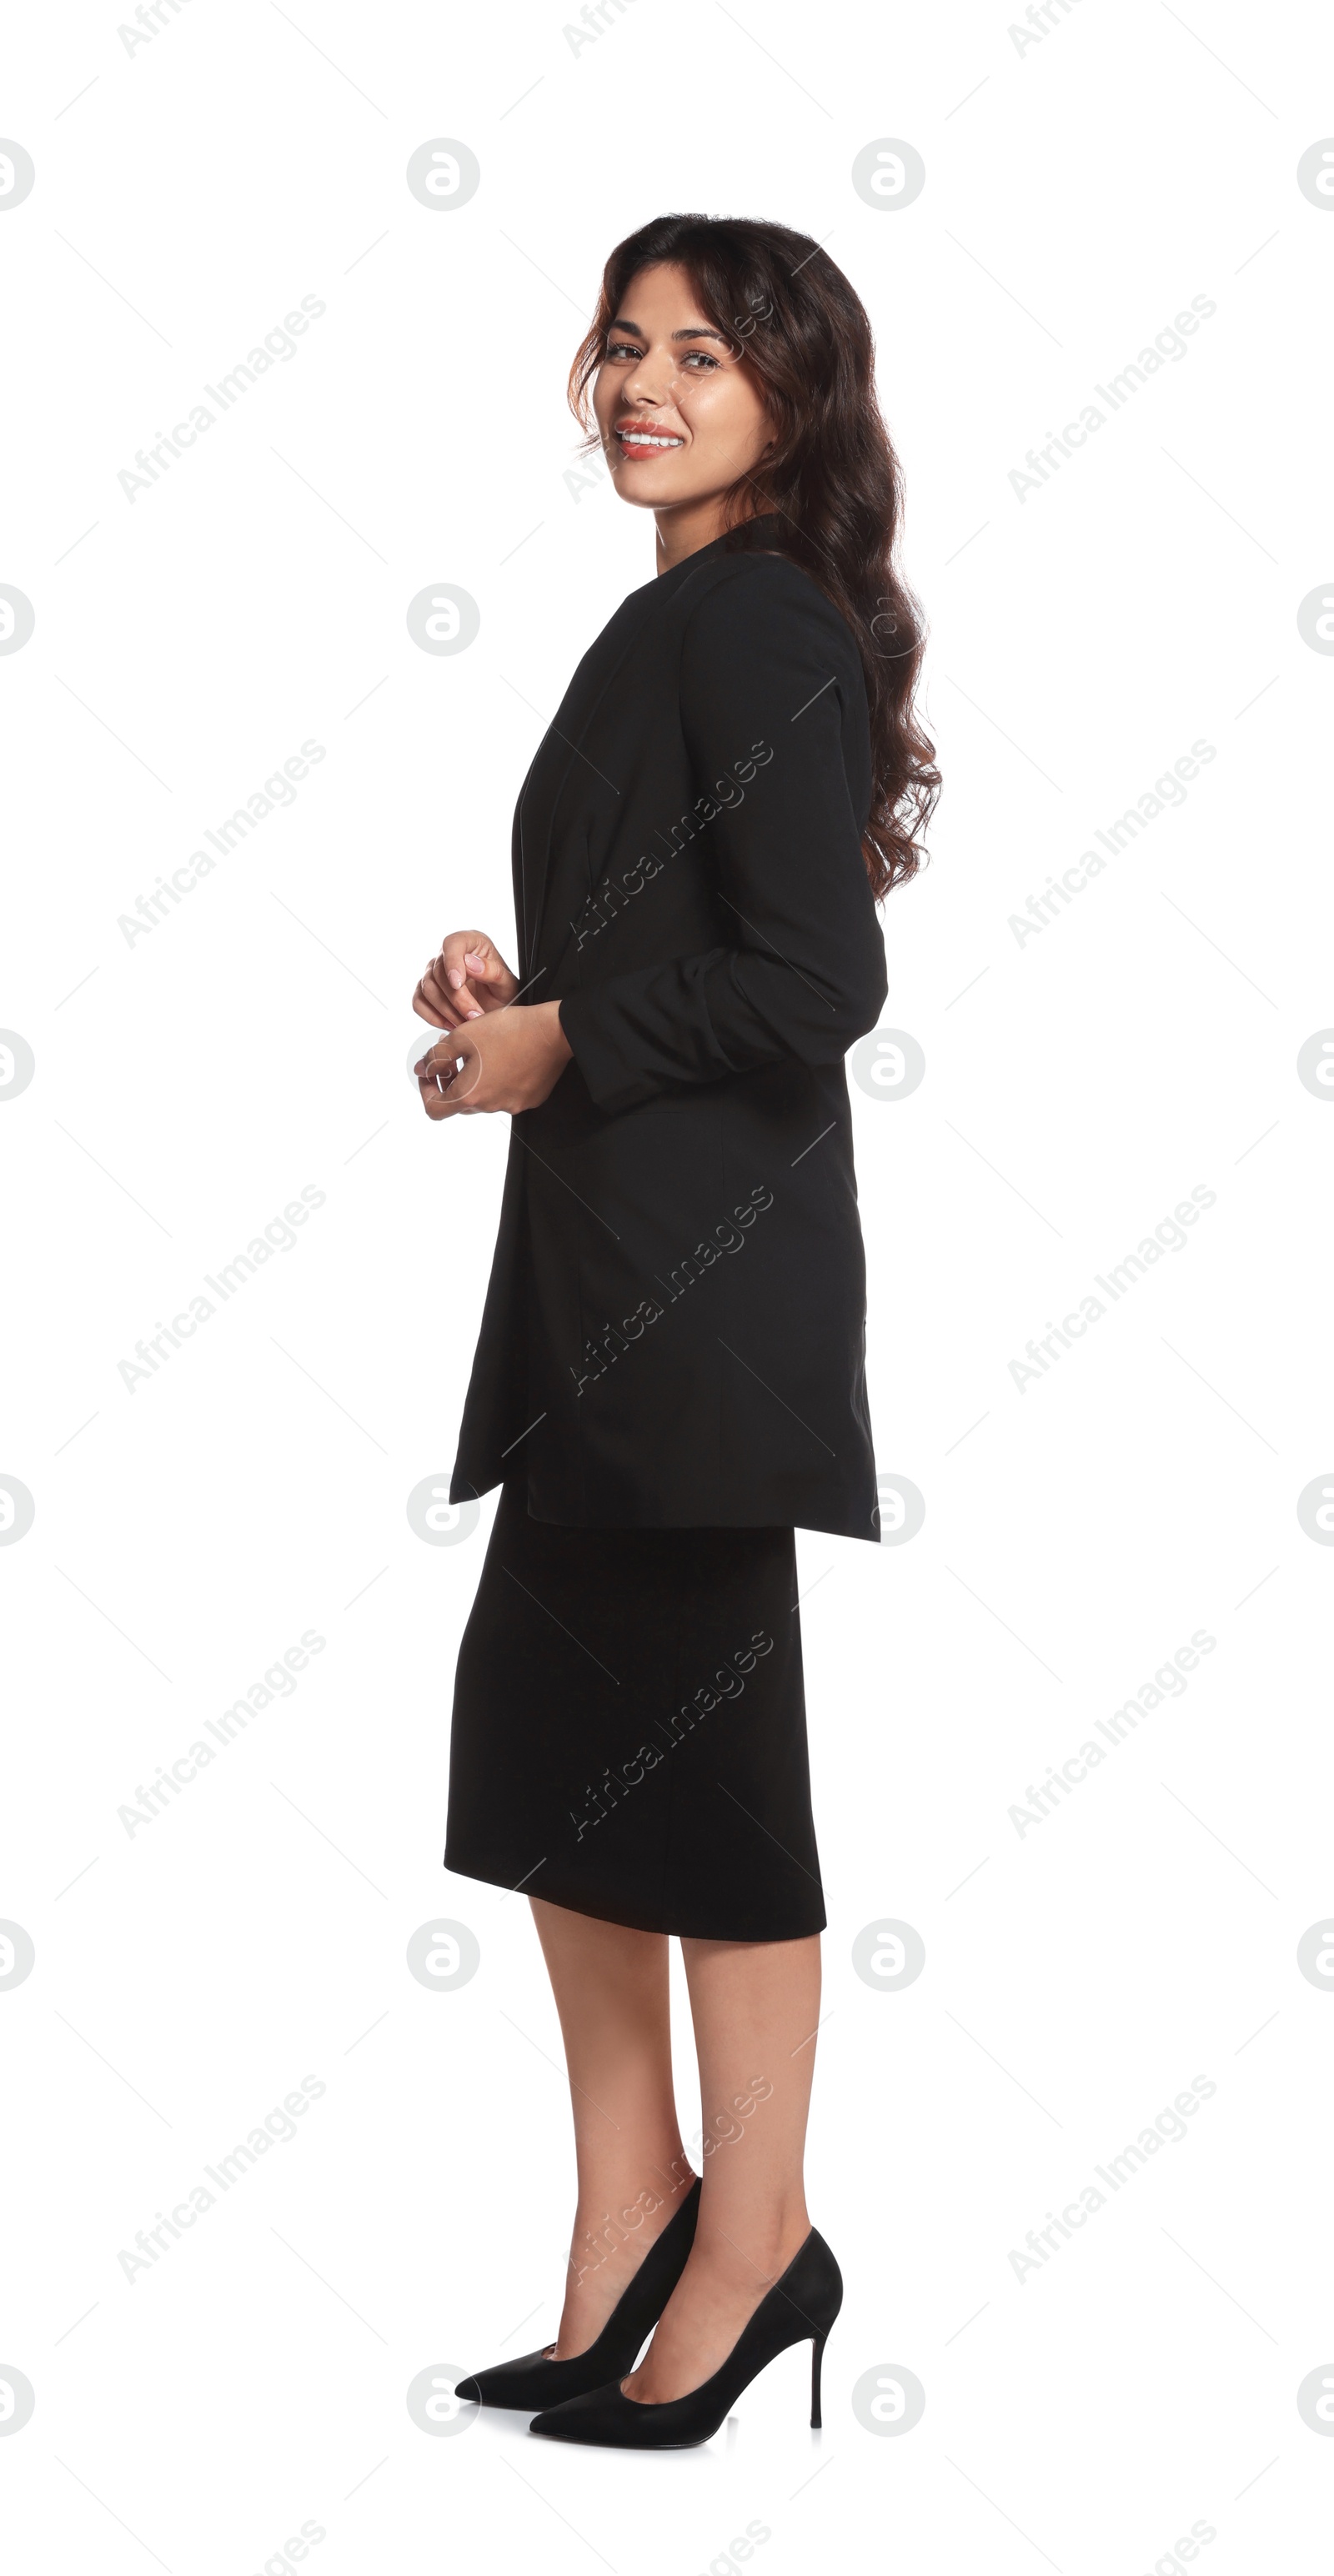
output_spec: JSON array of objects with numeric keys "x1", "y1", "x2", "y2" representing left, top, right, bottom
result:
[
  {"x1": 690, "y1": 2196, "x2": 810, "y2": 2284},
  {"x1": 569, "y1": 2157, "x2": 695, "y2": 2282}
]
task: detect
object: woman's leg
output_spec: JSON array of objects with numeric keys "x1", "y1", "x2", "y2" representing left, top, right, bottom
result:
[
  {"x1": 529, "y1": 1897, "x2": 695, "y2": 2358},
  {"x1": 624, "y1": 1931, "x2": 821, "y2": 2403}
]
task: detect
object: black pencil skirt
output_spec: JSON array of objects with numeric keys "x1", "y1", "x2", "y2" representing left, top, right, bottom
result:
[{"x1": 444, "y1": 1481, "x2": 825, "y2": 1941}]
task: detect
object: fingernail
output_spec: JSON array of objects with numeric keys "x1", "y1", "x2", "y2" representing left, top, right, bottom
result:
[
  {"x1": 448, "y1": 970, "x2": 462, "y2": 988},
  {"x1": 466, "y1": 1009, "x2": 482, "y2": 1020}
]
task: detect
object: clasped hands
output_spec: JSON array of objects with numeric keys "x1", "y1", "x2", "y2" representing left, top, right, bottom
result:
[{"x1": 412, "y1": 931, "x2": 572, "y2": 1119}]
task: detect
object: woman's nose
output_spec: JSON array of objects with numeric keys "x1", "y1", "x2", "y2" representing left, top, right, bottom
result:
[{"x1": 620, "y1": 355, "x2": 675, "y2": 408}]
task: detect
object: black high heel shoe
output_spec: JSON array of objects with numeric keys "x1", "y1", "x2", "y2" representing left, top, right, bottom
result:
[
  {"x1": 455, "y1": 2177, "x2": 700, "y2": 2411},
  {"x1": 529, "y1": 2226, "x2": 841, "y2": 2449}
]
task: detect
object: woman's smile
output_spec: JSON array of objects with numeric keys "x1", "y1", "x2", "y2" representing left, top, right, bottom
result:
[{"x1": 614, "y1": 417, "x2": 688, "y2": 459}]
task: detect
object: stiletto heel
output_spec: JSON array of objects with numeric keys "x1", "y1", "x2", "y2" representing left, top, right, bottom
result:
[
  {"x1": 456, "y1": 2177, "x2": 700, "y2": 2411},
  {"x1": 530, "y1": 2228, "x2": 843, "y2": 2450}
]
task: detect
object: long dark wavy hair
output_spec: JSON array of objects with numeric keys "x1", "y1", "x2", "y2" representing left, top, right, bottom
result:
[{"x1": 569, "y1": 213, "x2": 940, "y2": 902}]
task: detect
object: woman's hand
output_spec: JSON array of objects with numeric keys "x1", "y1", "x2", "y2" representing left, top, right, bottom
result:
[
  {"x1": 413, "y1": 930, "x2": 519, "y2": 1033},
  {"x1": 415, "y1": 1000, "x2": 573, "y2": 1120}
]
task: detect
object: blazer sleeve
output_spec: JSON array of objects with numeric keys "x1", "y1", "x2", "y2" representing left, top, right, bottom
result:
[{"x1": 556, "y1": 559, "x2": 889, "y2": 1114}]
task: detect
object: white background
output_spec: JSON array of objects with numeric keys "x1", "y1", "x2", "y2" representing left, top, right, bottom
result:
[{"x1": 3, "y1": 2, "x2": 1332, "y2": 2569}]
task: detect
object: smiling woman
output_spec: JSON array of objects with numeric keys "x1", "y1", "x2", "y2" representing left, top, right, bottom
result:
[{"x1": 412, "y1": 212, "x2": 939, "y2": 2453}]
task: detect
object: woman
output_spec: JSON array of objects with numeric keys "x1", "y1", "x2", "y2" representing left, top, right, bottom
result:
[{"x1": 412, "y1": 213, "x2": 937, "y2": 2449}]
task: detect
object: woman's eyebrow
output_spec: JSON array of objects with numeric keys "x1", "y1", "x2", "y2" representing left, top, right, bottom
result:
[{"x1": 605, "y1": 317, "x2": 730, "y2": 343}]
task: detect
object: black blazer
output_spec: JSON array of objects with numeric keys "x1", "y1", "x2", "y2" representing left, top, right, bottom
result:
[{"x1": 449, "y1": 518, "x2": 888, "y2": 1541}]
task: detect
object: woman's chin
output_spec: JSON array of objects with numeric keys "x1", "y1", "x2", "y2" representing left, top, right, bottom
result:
[{"x1": 612, "y1": 466, "x2": 685, "y2": 501}]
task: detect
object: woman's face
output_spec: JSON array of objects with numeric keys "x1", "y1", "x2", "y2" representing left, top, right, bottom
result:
[{"x1": 591, "y1": 262, "x2": 773, "y2": 520}]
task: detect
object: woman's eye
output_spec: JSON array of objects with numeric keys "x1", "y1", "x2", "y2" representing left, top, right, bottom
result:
[{"x1": 601, "y1": 341, "x2": 724, "y2": 367}]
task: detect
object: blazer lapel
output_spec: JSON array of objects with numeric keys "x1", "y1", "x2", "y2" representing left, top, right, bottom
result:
[
  {"x1": 514, "y1": 752, "x2": 569, "y2": 992},
  {"x1": 523, "y1": 574, "x2": 683, "y2": 980},
  {"x1": 518, "y1": 529, "x2": 782, "y2": 980}
]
